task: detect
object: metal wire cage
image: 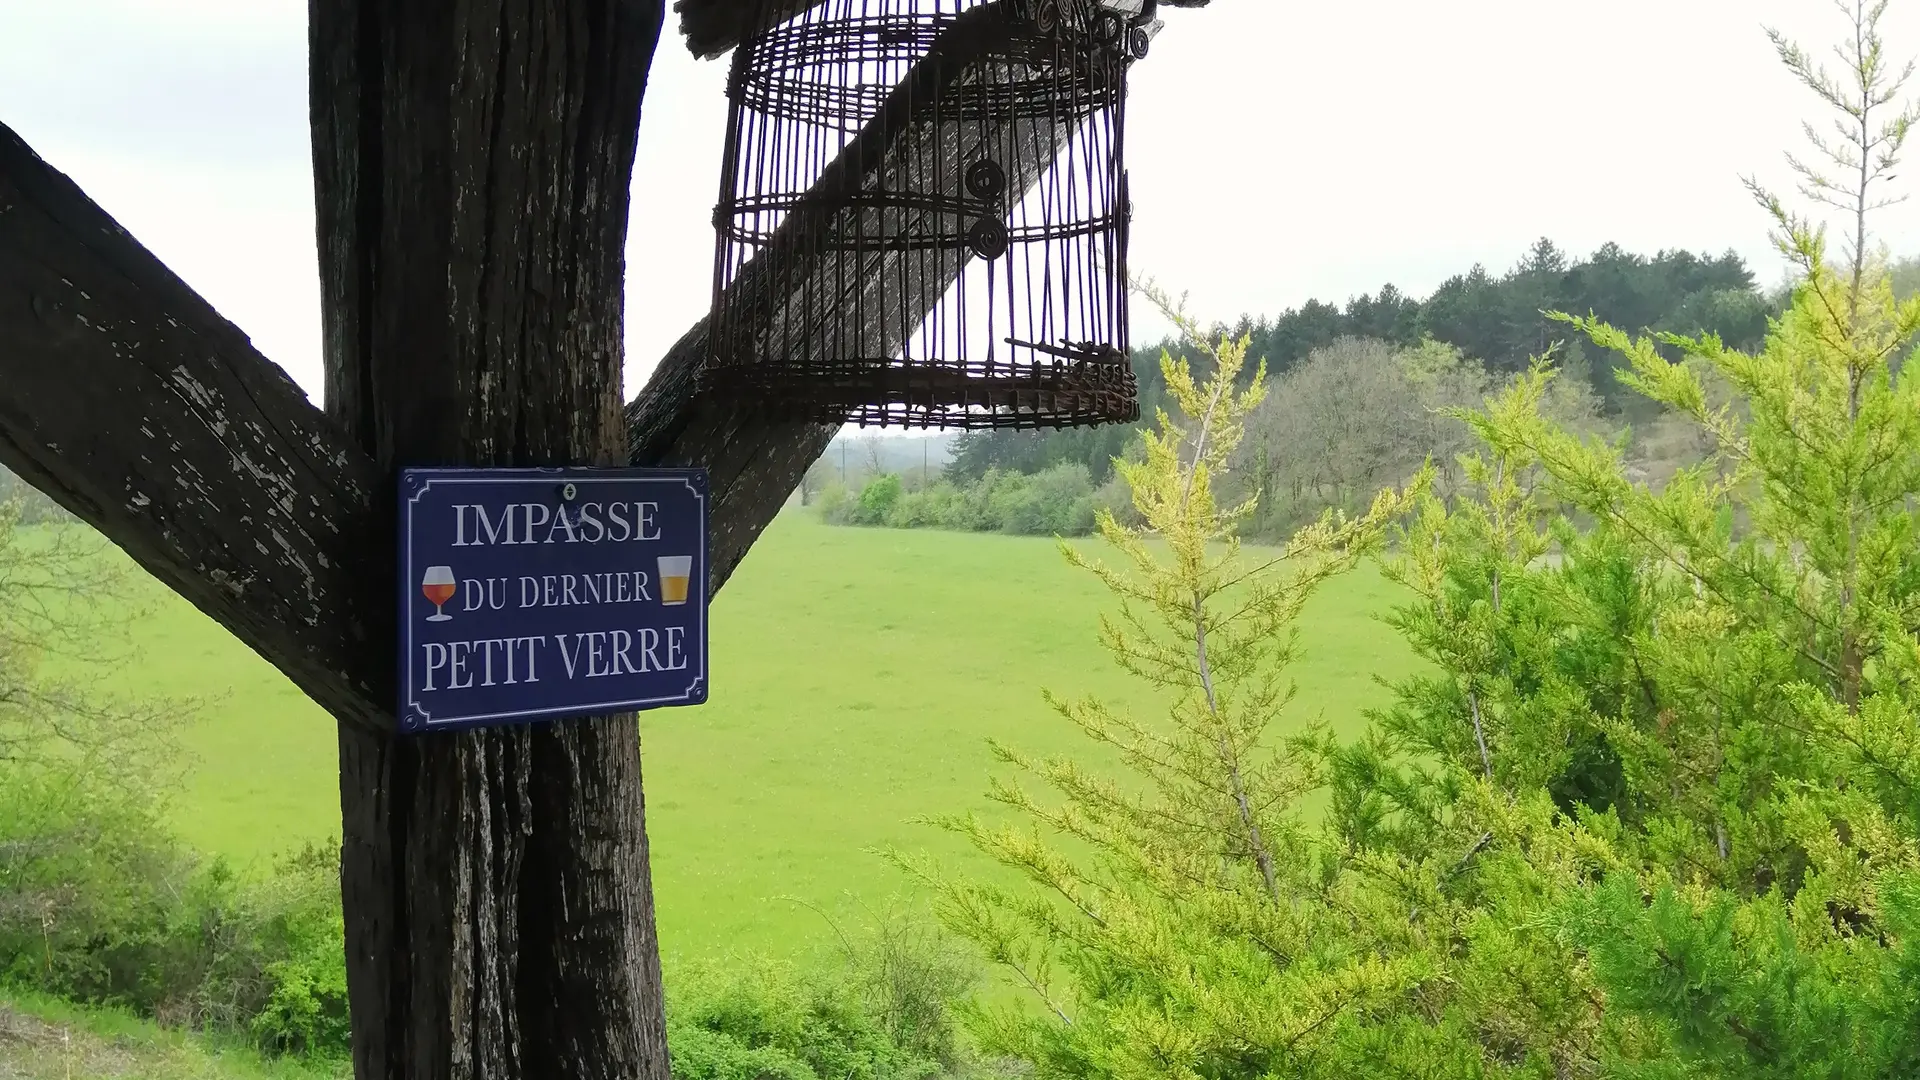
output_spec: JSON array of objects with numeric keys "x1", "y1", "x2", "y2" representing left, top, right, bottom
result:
[{"x1": 704, "y1": 0, "x2": 1144, "y2": 429}]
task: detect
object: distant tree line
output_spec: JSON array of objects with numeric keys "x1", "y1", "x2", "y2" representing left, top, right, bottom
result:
[
  {"x1": 944, "y1": 239, "x2": 1779, "y2": 488},
  {"x1": 813, "y1": 462, "x2": 1125, "y2": 538},
  {"x1": 941, "y1": 348, "x2": 1176, "y2": 486}
]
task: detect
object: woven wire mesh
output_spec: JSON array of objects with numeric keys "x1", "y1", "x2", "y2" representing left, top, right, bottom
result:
[{"x1": 705, "y1": 0, "x2": 1141, "y2": 429}]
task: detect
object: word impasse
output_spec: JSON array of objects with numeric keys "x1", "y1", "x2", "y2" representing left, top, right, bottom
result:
[{"x1": 451, "y1": 500, "x2": 666, "y2": 547}]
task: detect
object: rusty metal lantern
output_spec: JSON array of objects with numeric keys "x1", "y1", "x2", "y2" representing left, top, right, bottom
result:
[{"x1": 703, "y1": 0, "x2": 1147, "y2": 429}]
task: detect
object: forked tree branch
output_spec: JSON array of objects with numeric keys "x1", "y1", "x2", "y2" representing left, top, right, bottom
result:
[{"x1": 0, "y1": 0, "x2": 1124, "y2": 730}]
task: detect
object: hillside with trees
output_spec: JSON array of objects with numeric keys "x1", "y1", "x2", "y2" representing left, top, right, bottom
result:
[
  {"x1": 812, "y1": 242, "x2": 1792, "y2": 541},
  {"x1": 813, "y1": 243, "x2": 1919, "y2": 543},
  {"x1": 945, "y1": 239, "x2": 1778, "y2": 487}
]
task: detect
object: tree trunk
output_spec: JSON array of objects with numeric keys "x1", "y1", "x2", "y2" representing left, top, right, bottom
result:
[{"x1": 309, "y1": 2, "x2": 670, "y2": 1077}]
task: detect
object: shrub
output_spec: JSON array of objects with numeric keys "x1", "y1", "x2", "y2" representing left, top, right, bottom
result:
[
  {"x1": 940, "y1": 469, "x2": 1003, "y2": 532},
  {"x1": 0, "y1": 760, "x2": 349, "y2": 1062},
  {"x1": 828, "y1": 464, "x2": 1103, "y2": 538},
  {"x1": 883, "y1": 483, "x2": 964, "y2": 530},
  {"x1": 900, "y1": 290, "x2": 1431, "y2": 1078},
  {"x1": 666, "y1": 906, "x2": 1000, "y2": 1080},
  {"x1": 233, "y1": 844, "x2": 350, "y2": 1058},
  {"x1": 0, "y1": 764, "x2": 189, "y2": 1006},
  {"x1": 1025, "y1": 463, "x2": 1096, "y2": 534},
  {"x1": 1090, "y1": 473, "x2": 1137, "y2": 529},
  {"x1": 976, "y1": 463, "x2": 1090, "y2": 536},
  {"x1": 814, "y1": 483, "x2": 855, "y2": 526},
  {"x1": 852, "y1": 474, "x2": 904, "y2": 526},
  {"x1": 668, "y1": 957, "x2": 935, "y2": 1080}
]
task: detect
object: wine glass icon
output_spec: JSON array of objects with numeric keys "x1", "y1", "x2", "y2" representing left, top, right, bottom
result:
[{"x1": 421, "y1": 565, "x2": 456, "y2": 622}]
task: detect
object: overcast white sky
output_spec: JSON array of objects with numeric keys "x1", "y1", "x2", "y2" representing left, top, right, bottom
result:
[{"x1": 4, "y1": 0, "x2": 1918, "y2": 408}]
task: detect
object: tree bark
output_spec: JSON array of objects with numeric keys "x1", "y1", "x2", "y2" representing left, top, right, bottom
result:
[{"x1": 309, "y1": 2, "x2": 669, "y2": 1077}]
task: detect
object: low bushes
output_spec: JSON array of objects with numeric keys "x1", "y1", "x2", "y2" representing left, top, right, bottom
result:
[
  {"x1": 668, "y1": 961, "x2": 947, "y2": 1080},
  {"x1": 668, "y1": 913, "x2": 1007, "y2": 1080},
  {"x1": 0, "y1": 498, "x2": 351, "y2": 1064},
  {"x1": 0, "y1": 765, "x2": 349, "y2": 1060},
  {"x1": 2, "y1": 751, "x2": 989, "y2": 1074},
  {"x1": 819, "y1": 464, "x2": 1127, "y2": 538}
]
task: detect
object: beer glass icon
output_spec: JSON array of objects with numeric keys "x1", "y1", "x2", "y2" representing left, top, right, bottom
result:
[
  {"x1": 421, "y1": 565, "x2": 457, "y2": 622},
  {"x1": 658, "y1": 556, "x2": 693, "y2": 607}
]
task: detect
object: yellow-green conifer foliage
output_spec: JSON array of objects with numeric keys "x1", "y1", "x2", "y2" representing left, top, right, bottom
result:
[{"x1": 900, "y1": 285, "x2": 1430, "y2": 1079}]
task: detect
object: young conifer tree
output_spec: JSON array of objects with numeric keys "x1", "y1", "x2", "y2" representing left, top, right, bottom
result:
[
  {"x1": 1476, "y1": 2, "x2": 1920, "y2": 1072},
  {"x1": 899, "y1": 285, "x2": 1427, "y2": 1077}
]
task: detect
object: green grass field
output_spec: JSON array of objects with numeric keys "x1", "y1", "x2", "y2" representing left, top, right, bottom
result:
[{"x1": 94, "y1": 513, "x2": 1419, "y2": 964}]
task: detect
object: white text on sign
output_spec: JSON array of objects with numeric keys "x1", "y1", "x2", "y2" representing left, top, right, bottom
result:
[
  {"x1": 420, "y1": 628, "x2": 689, "y2": 691},
  {"x1": 450, "y1": 501, "x2": 665, "y2": 547},
  {"x1": 457, "y1": 572, "x2": 658, "y2": 611}
]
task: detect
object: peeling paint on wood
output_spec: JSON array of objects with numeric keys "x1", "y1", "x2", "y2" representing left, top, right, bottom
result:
[{"x1": 0, "y1": 119, "x2": 391, "y2": 735}]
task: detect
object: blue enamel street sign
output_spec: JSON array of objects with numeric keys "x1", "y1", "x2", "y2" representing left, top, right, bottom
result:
[{"x1": 397, "y1": 467, "x2": 709, "y2": 734}]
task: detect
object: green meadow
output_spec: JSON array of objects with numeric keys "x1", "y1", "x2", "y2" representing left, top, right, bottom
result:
[{"x1": 96, "y1": 513, "x2": 1419, "y2": 963}]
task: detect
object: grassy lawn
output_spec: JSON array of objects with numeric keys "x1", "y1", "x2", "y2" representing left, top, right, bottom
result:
[{"x1": 81, "y1": 513, "x2": 1419, "y2": 964}]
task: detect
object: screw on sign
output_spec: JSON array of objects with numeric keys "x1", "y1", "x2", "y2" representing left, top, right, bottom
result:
[{"x1": 396, "y1": 467, "x2": 711, "y2": 733}]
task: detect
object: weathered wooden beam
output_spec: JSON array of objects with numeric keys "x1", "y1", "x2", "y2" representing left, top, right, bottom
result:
[
  {"x1": 0, "y1": 7, "x2": 1149, "y2": 1077},
  {"x1": 673, "y1": 0, "x2": 1205, "y2": 60},
  {"x1": 0, "y1": 104, "x2": 822, "y2": 734},
  {"x1": 0, "y1": 119, "x2": 391, "y2": 734}
]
